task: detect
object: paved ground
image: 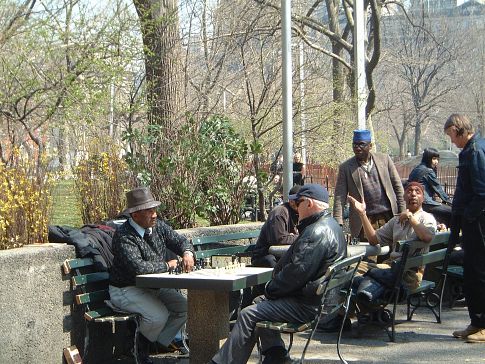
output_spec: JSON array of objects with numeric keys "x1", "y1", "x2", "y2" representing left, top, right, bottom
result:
[{"x1": 118, "y1": 302, "x2": 485, "y2": 364}]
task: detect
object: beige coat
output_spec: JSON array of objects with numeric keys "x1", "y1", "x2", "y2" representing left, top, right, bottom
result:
[{"x1": 333, "y1": 152, "x2": 405, "y2": 237}]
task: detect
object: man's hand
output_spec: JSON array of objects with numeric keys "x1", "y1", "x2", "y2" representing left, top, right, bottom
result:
[
  {"x1": 347, "y1": 195, "x2": 366, "y2": 215},
  {"x1": 399, "y1": 209, "x2": 414, "y2": 226},
  {"x1": 182, "y1": 252, "x2": 195, "y2": 272},
  {"x1": 167, "y1": 259, "x2": 178, "y2": 269}
]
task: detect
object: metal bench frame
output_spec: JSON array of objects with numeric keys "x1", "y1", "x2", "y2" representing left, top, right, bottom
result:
[
  {"x1": 255, "y1": 254, "x2": 364, "y2": 364},
  {"x1": 355, "y1": 231, "x2": 451, "y2": 342}
]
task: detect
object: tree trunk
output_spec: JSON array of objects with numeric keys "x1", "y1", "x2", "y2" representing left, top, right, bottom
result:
[
  {"x1": 414, "y1": 117, "x2": 422, "y2": 156},
  {"x1": 133, "y1": 0, "x2": 183, "y2": 136}
]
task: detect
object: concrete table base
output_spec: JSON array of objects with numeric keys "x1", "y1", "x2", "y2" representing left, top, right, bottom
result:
[{"x1": 187, "y1": 290, "x2": 230, "y2": 364}]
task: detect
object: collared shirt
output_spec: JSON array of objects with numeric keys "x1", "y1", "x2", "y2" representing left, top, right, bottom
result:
[
  {"x1": 129, "y1": 218, "x2": 148, "y2": 238},
  {"x1": 375, "y1": 208, "x2": 437, "y2": 258}
]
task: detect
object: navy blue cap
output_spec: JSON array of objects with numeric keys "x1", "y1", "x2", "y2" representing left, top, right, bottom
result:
[
  {"x1": 353, "y1": 129, "x2": 371, "y2": 142},
  {"x1": 289, "y1": 183, "x2": 329, "y2": 203}
]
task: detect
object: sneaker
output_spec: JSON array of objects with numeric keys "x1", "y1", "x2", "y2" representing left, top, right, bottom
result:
[
  {"x1": 452, "y1": 325, "x2": 480, "y2": 339},
  {"x1": 168, "y1": 339, "x2": 189, "y2": 355},
  {"x1": 466, "y1": 329, "x2": 485, "y2": 343}
]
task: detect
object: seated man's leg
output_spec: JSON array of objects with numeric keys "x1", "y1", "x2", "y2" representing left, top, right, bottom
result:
[
  {"x1": 212, "y1": 296, "x2": 317, "y2": 364},
  {"x1": 108, "y1": 286, "x2": 171, "y2": 342},
  {"x1": 157, "y1": 288, "x2": 187, "y2": 346}
]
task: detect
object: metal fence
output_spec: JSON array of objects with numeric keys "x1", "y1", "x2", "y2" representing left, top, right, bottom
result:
[{"x1": 304, "y1": 164, "x2": 457, "y2": 198}]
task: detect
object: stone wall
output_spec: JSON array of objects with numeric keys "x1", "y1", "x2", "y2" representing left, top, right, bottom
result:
[
  {"x1": 0, "y1": 244, "x2": 75, "y2": 364},
  {"x1": 0, "y1": 222, "x2": 262, "y2": 364}
]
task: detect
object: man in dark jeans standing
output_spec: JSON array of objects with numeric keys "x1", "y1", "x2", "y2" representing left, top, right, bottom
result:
[{"x1": 444, "y1": 114, "x2": 485, "y2": 343}]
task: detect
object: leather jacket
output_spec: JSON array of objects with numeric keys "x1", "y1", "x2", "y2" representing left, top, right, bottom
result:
[{"x1": 265, "y1": 210, "x2": 347, "y2": 306}]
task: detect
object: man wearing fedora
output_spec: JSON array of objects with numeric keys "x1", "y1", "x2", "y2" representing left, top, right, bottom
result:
[
  {"x1": 333, "y1": 129, "x2": 405, "y2": 241},
  {"x1": 109, "y1": 187, "x2": 195, "y2": 362}
]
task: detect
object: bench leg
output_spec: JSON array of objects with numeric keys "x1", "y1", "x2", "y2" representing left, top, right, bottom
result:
[
  {"x1": 83, "y1": 322, "x2": 91, "y2": 364},
  {"x1": 133, "y1": 317, "x2": 140, "y2": 364}
]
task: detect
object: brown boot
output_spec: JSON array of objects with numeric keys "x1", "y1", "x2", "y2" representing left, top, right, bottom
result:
[
  {"x1": 466, "y1": 329, "x2": 485, "y2": 343},
  {"x1": 452, "y1": 325, "x2": 480, "y2": 339}
]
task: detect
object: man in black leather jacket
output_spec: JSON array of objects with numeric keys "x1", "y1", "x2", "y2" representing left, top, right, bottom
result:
[{"x1": 210, "y1": 184, "x2": 347, "y2": 364}]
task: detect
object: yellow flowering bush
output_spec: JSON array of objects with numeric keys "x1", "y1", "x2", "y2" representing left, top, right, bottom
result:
[
  {"x1": 0, "y1": 157, "x2": 52, "y2": 250},
  {"x1": 74, "y1": 144, "x2": 130, "y2": 224}
]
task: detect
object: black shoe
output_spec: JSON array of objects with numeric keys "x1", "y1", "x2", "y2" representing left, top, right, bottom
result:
[
  {"x1": 136, "y1": 334, "x2": 153, "y2": 363},
  {"x1": 262, "y1": 346, "x2": 290, "y2": 364},
  {"x1": 317, "y1": 316, "x2": 352, "y2": 333}
]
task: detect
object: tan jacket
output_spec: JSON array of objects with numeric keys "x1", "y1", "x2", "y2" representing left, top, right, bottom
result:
[{"x1": 333, "y1": 152, "x2": 405, "y2": 237}]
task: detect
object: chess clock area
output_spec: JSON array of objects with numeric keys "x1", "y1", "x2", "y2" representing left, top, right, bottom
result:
[{"x1": 136, "y1": 261, "x2": 273, "y2": 364}]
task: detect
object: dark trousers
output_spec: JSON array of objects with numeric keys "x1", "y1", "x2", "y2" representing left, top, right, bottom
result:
[
  {"x1": 250, "y1": 255, "x2": 277, "y2": 298},
  {"x1": 461, "y1": 213, "x2": 485, "y2": 328},
  {"x1": 423, "y1": 203, "x2": 452, "y2": 226},
  {"x1": 212, "y1": 296, "x2": 317, "y2": 364}
]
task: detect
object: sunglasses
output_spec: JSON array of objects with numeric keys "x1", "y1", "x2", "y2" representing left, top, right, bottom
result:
[
  {"x1": 352, "y1": 142, "x2": 370, "y2": 149},
  {"x1": 295, "y1": 198, "x2": 307, "y2": 207}
]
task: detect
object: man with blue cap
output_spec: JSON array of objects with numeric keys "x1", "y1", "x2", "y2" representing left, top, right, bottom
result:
[
  {"x1": 333, "y1": 129, "x2": 405, "y2": 242},
  {"x1": 210, "y1": 184, "x2": 347, "y2": 364}
]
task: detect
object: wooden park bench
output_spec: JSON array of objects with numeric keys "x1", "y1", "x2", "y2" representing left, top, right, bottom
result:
[
  {"x1": 63, "y1": 257, "x2": 141, "y2": 364},
  {"x1": 191, "y1": 228, "x2": 261, "y2": 262},
  {"x1": 435, "y1": 263, "x2": 464, "y2": 308},
  {"x1": 356, "y1": 231, "x2": 451, "y2": 342}
]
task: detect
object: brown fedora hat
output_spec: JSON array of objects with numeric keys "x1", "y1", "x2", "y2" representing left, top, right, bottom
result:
[{"x1": 124, "y1": 187, "x2": 161, "y2": 214}]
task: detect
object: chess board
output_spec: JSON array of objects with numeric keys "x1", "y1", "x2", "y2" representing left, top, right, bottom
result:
[{"x1": 136, "y1": 266, "x2": 273, "y2": 291}]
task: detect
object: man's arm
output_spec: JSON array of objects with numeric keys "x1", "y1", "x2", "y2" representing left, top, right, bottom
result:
[
  {"x1": 332, "y1": 165, "x2": 347, "y2": 225},
  {"x1": 397, "y1": 210, "x2": 434, "y2": 243},
  {"x1": 347, "y1": 195, "x2": 379, "y2": 245},
  {"x1": 157, "y1": 221, "x2": 195, "y2": 272},
  {"x1": 387, "y1": 155, "x2": 406, "y2": 213}
]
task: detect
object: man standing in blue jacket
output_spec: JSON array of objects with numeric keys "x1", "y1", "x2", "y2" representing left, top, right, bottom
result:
[
  {"x1": 210, "y1": 184, "x2": 347, "y2": 364},
  {"x1": 444, "y1": 114, "x2": 485, "y2": 343}
]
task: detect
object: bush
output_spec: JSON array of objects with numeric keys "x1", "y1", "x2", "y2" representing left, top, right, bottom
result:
[
  {"x1": 74, "y1": 144, "x2": 130, "y2": 224},
  {"x1": 0, "y1": 153, "x2": 52, "y2": 250},
  {"x1": 124, "y1": 115, "x2": 252, "y2": 228}
]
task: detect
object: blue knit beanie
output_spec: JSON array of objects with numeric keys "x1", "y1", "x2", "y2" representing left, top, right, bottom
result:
[{"x1": 353, "y1": 129, "x2": 371, "y2": 142}]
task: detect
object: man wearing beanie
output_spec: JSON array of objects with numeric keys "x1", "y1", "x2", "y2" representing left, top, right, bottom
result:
[
  {"x1": 348, "y1": 181, "x2": 437, "y2": 301},
  {"x1": 210, "y1": 184, "x2": 347, "y2": 364},
  {"x1": 333, "y1": 129, "x2": 405, "y2": 242}
]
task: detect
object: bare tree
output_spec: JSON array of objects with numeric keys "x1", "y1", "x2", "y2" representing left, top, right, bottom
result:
[{"x1": 392, "y1": 10, "x2": 458, "y2": 154}]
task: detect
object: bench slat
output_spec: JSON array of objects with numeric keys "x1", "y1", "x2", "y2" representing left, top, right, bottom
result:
[
  {"x1": 76, "y1": 290, "x2": 110, "y2": 305},
  {"x1": 404, "y1": 248, "x2": 447, "y2": 270},
  {"x1": 72, "y1": 272, "x2": 109, "y2": 288},
  {"x1": 193, "y1": 230, "x2": 260, "y2": 247},
  {"x1": 196, "y1": 245, "x2": 253, "y2": 259},
  {"x1": 63, "y1": 257, "x2": 95, "y2": 274},
  {"x1": 409, "y1": 280, "x2": 435, "y2": 295}
]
